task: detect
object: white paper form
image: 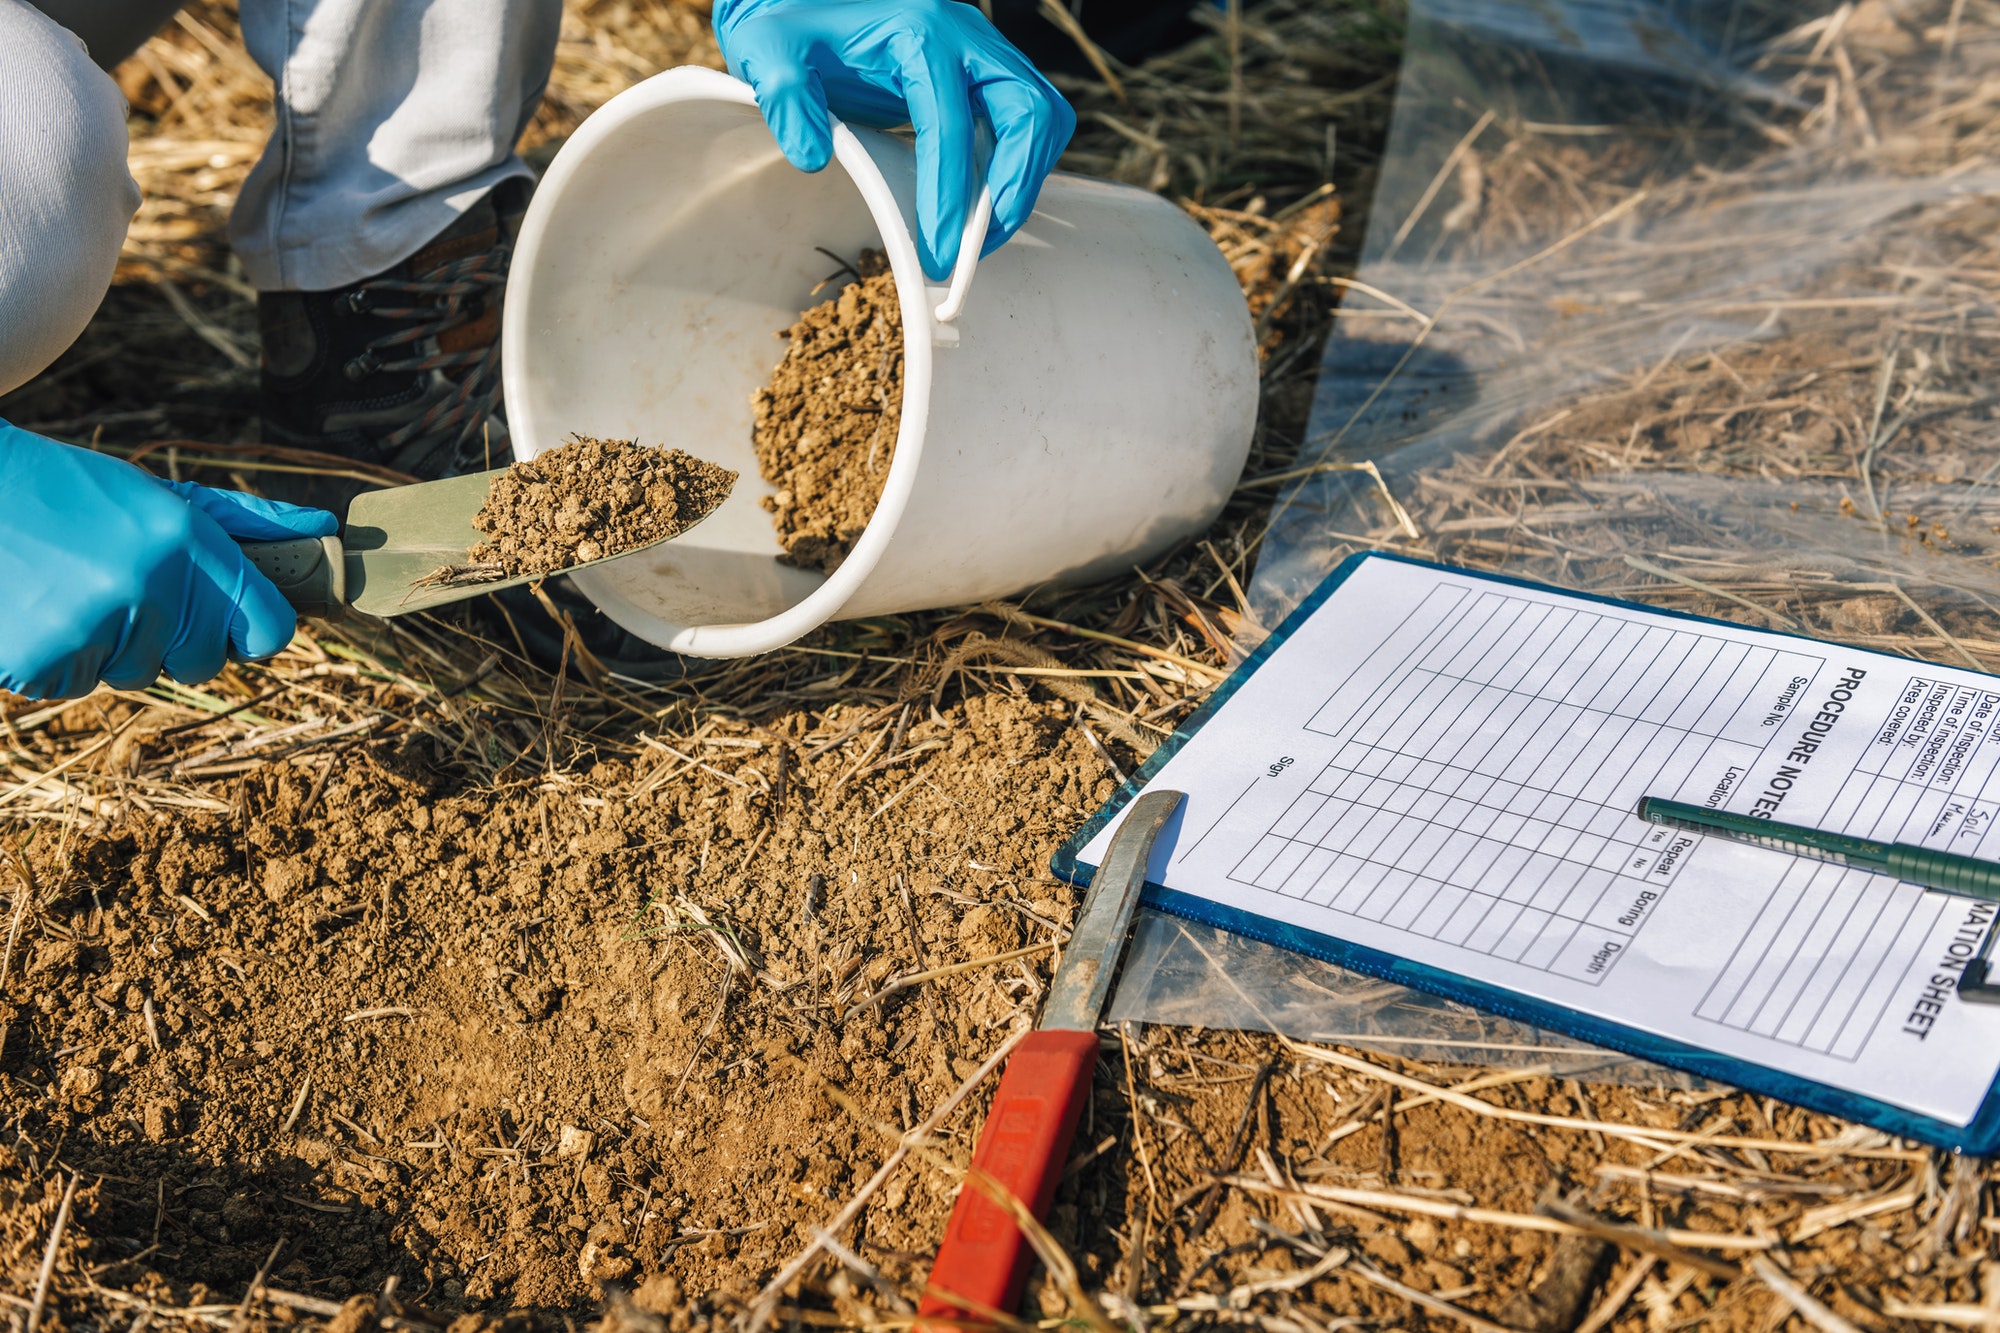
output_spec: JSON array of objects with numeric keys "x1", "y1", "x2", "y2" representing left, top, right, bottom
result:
[{"x1": 1077, "y1": 556, "x2": 2000, "y2": 1125}]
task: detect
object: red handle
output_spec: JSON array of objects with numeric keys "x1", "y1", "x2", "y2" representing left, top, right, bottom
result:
[{"x1": 917, "y1": 1028, "x2": 1099, "y2": 1327}]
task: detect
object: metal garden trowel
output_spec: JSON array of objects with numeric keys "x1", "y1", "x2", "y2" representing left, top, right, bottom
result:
[{"x1": 239, "y1": 467, "x2": 732, "y2": 619}]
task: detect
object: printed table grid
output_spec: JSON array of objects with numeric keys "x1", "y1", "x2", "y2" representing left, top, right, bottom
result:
[
  {"x1": 1695, "y1": 677, "x2": 2000, "y2": 1059},
  {"x1": 1229, "y1": 586, "x2": 1816, "y2": 985},
  {"x1": 1303, "y1": 588, "x2": 1794, "y2": 749}
]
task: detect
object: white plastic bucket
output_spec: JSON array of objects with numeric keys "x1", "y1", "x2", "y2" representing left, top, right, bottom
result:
[{"x1": 502, "y1": 67, "x2": 1258, "y2": 658}]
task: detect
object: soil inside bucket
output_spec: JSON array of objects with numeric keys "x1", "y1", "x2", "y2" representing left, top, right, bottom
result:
[
  {"x1": 750, "y1": 251, "x2": 904, "y2": 575},
  {"x1": 466, "y1": 435, "x2": 738, "y2": 579}
]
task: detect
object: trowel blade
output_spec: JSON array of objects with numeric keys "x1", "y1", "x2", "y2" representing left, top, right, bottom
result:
[{"x1": 342, "y1": 467, "x2": 731, "y2": 619}]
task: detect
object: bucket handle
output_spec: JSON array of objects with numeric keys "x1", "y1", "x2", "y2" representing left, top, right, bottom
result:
[{"x1": 931, "y1": 185, "x2": 993, "y2": 326}]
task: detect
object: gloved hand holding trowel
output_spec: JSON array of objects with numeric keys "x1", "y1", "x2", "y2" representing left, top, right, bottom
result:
[
  {"x1": 0, "y1": 421, "x2": 338, "y2": 699},
  {"x1": 0, "y1": 0, "x2": 1073, "y2": 701}
]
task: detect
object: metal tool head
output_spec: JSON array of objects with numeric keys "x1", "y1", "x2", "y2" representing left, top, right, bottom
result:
[
  {"x1": 342, "y1": 466, "x2": 733, "y2": 617},
  {"x1": 242, "y1": 466, "x2": 736, "y2": 618},
  {"x1": 1040, "y1": 789, "x2": 1185, "y2": 1033}
]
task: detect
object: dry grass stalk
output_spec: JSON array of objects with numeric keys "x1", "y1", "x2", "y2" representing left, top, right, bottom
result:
[
  {"x1": 25, "y1": 1175, "x2": 78, "y2": 1333},
  {"x1": 843, "y1": 942, "x2": 1053, "y2": 1020},
  {"x1": 227, "y1": 1237, "x2": 288, "y2": 1333},
  {"x1": 1572, "y1": 1256, "x2": 1656, "y2": 1333},
  {"x1": 1749, "y1": 1255, "x2": 1865, "y2": 1333},
  {"x1": 1343, "y1": 1256, "x2": 1524, "y2": 1333},
  {"x1": 339, "y1": 1007, "x2": 416, "y2": 1023},
  {"x1": 953, "y1": 1164, "x2": 1121, "y2": 1333},
  {"x1": 742, "y1": 1025, "x2": 1030, "y2": 1333},
  {"x1": 1287, "y1": 1037, "x2": 1921, "y2": 1159},
  {"x1": 1117, "y1": 1022, "x2": 1164, "y2": 1219},
  {"x1": 1217, "y1": 1174, "x2": 1762, "y2": 1261}
]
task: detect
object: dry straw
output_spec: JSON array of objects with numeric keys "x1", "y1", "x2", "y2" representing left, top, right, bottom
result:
[{"x1": 3, "y1": 2, "x2": 1999, "y2": 1332}]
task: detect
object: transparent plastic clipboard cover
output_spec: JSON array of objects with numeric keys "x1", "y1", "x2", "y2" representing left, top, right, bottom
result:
[{"x1": 1108, "y1": 0, "x2": 2000, "y2": 1081}]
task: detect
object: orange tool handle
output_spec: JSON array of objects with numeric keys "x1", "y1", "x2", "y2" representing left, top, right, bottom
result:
[{"x1": 917, "y1": 1028, "x2": 1099, "y2": 1327}]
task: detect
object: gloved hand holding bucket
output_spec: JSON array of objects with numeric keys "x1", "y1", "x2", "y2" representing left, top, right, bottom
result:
[
  {"x1": 0, "y1": 0, "x2": 1253, "y2": 696},
  {"x1": 499, "y1": 65, "x2": 1259, "y2": 658}
]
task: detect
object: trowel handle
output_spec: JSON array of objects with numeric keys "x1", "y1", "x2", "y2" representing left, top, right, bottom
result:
[
  {"x1": 241, "y1": 535, "x2": 347, "y2": 617},
  {"x1": 916, "y1": 1028, "x2": 1098, "y2": 1328}
]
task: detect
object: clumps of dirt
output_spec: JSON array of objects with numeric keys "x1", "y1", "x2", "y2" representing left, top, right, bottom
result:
[
  {"x1": 467, "y1": 436, "x2": 736, "y2": 578},
  {"x1": 3, "y1": 653, "x2": 1958, "y2": 1333},
  {"x1": 751, "y1": 251, "x2": 904, "y2": 574},
  {"x1": 13, "y1": 689, "x2": 1117, "y2": 1321}
]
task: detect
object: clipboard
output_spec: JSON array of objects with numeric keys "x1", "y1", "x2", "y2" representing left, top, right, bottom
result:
[{"x1": 1054, "y1": 551, "x2": 2000, "y2": 1153}]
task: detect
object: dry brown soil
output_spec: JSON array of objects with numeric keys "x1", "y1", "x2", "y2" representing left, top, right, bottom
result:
[
  {"x1": 4, "y1": 671, "x2": 1937, "y2": 1333},
  {"x1": 11, "y1": 690, "x2": 1119, "y2": 1322},
  {"x1": 751, "y1": 252, "x2": 903, "y2": 575},
  {"x1": 468, "y1": 437, "x2": 737, "y2": 578},
  {"x1": 12, "y1": 5, "x2": 2000, "y2": 1331}
]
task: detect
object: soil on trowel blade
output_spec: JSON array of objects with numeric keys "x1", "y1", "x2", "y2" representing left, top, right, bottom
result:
[
  {"x1": 751, "y1": 250, "x2": 904, "y2": 575},
  {"x1": 467, "y1": 435, "x2": 737, "y2": 578}
]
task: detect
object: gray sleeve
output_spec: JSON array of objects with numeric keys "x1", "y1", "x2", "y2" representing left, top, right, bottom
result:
[
  {"x1": 21, "y1": 0, "x2": 187, "y2": 69},
  {"x1": 0, "y1": 0, "x2": 143, "y2": 394}
]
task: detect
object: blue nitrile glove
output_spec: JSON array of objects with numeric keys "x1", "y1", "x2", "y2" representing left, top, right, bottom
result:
[
  {"x1": 713, "y1": 0, "x2": 1077, "y2": 280},
  {"x1": 0, "y1": 420, "x2": 338, "y2": 700}
]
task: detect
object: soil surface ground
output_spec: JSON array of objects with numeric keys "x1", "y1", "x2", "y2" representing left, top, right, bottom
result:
[
  {"x1": 11, "y1": 5, "x2": 2000, "y2": 1333},
  {"x1": 20, "y1": 688, "x2": 1114, "y2": 1320},
  {"x1": 751, "y1": 251, "x2": 902, "y2": 575},
  {"x1": 468, "y1": 437, "x2": 736, "y2": 579}
]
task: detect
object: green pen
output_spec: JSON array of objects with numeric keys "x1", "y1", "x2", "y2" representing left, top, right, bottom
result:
[{"x1": 1635, "y1": 796, "x2": 2000, "y2": 903}]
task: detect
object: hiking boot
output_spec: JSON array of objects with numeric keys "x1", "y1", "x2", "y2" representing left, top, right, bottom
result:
[{"x1": 257, "y1": 178, "x2": 529, "y2": 501}]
